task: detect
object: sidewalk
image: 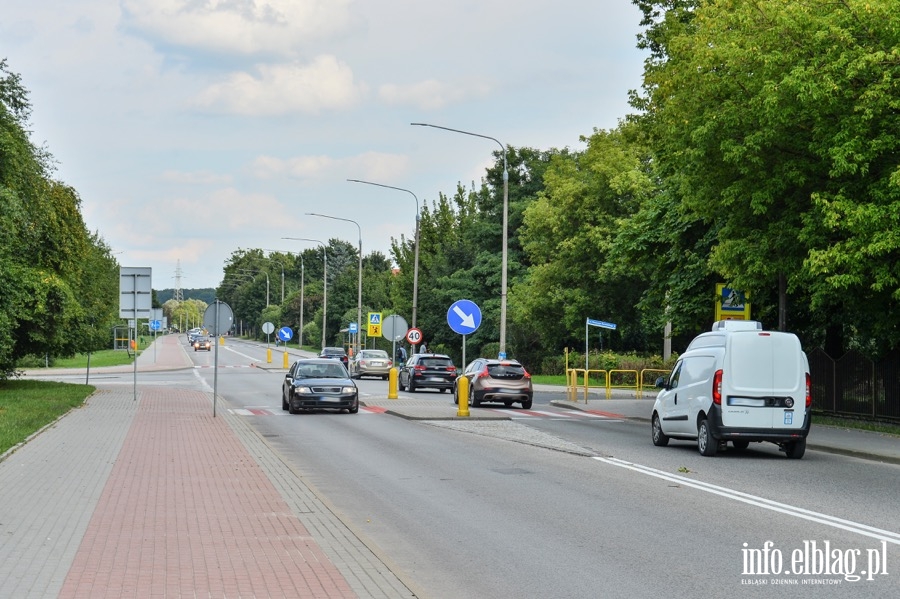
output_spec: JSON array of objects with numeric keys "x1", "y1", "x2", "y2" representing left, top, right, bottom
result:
[{"x1": 2, "y1": 334, "x2": 416, "y2": 598}]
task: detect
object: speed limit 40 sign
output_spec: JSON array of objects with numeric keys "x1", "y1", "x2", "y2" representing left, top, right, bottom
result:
[{"x1": 406, "y1": 327, "x2": 423, "y2": 345}]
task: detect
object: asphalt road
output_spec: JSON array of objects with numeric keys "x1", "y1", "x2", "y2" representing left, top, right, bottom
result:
[{"x1": 43, "y1": 339, "x2": 900, "y2": 597}]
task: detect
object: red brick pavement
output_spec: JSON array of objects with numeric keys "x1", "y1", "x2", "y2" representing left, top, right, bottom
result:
[{"x1": 59, "y1": 388, "x2": 356, "y2": 598}]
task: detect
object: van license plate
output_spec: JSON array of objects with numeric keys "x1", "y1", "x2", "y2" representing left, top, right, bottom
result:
[{"x1": 784, "y1": 411, "x2": 793, "y2": 425}]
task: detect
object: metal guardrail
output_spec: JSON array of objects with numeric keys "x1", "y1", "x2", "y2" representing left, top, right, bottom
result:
[{"x1": 564, "y1": 367, "x2": 671, "y2": 400}]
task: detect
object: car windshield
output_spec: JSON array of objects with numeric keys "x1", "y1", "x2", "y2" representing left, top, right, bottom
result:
[
  {"x1": 296, "y1": 363, "x2": 347, "y2": 378},
  {"x1": 361, "y1": 351, "x2": 388, "y2": 359}
]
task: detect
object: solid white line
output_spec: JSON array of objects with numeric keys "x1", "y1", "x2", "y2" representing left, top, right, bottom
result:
[{"x1": 593, "y1": 457, "x2": 900, "y2": 545}]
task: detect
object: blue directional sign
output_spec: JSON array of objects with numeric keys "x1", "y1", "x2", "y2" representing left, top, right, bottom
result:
[
  {"x1": 447, "y1": 299, "x2": 482, "y2": 335},
  {"x1": 586, "y1": 318, "x2": 617, "y2": 330},
  {"x1": 277, "y1": 326, "x2": 294, "y2": 341},
  {"x1": 149, "y1": 319, "x2": 161, "y2": 331}
]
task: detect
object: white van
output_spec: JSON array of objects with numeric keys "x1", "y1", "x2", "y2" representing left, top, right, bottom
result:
[{"x1": 651, "y1": 320, "x2": 811, "y2": 458}]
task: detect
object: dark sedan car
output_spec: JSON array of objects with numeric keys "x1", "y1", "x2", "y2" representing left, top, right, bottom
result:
[
  {"x1": 282, "y1": 358, "x2": 359, "y2": 414},
  {"x1": 318, "y1": 346, "x2": 349, "y2": 367},
  {"x1": 398, "y1": 353, "x2": 458, "y2": 393},
  {"x1": 193, "y1": 336, "x2": 212, "y2": 351}
]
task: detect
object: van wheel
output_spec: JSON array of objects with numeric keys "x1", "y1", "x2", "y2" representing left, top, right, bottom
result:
[
  {"x1": 784, "y1": 438, "x2": 806, "y2": 459},
  {"x1": 732, "y1": 440, "x2": 750, "y2": 450},
  {"x1": 697, "y1": 419, "x2": 718, "y2": 456},
  {"x1": 651, "y1": 414, "x2": 669, "y2": 447}
]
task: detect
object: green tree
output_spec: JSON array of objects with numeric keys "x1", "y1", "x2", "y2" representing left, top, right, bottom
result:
[
  {"x1": 1, "y1": 59, "x2": 115, "y2": 375},
  {"x1": 631, "y1": 0, "x2": 900, "y2": 354}
]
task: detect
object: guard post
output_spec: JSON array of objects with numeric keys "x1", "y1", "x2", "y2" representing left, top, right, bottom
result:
[{"x1": 456, "y1": 376, "x2": 470, "y2": 417}]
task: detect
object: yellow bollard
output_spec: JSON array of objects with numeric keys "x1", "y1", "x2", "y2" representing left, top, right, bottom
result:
[
  {"x1": 388, "y1": 367, "x2": 398, "y2": 399},
  {"x1": 219, "y1": 336, "x2": 225, "y2": 345},
  {"x1": 266, "y1": 348, "x2": 272, "y2": 363},
  {"x1": 283, "y1": 351, "x2": 289, "y2": 369},
  {"x1": 456, "y1": 377, "x2": 470, "y2": 417}
]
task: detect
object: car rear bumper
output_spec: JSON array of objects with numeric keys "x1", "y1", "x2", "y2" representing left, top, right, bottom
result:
[
  {"x1": 412, "y1": 376, "x2": 455, "y2": 389},
  {"x1": 708, "y1": 405, "x2": 810, "y2": 441},
  {"x1": 475, "y1": 389, "x2": 533, "y2": 403}
]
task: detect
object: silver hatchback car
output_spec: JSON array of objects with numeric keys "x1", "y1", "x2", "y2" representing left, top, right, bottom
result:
[{"x1": 349, "y1": 349, "x2": 393, "y2": 380}]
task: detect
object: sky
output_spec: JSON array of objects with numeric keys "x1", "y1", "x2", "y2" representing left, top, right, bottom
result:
[{"x1": 4, "y1": 1, "x2": 647, "y2": 290}]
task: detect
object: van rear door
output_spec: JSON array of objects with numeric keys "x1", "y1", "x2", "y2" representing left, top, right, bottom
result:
[{"x1": 722, "y1": 332, "x2": 806, "y2": 430}]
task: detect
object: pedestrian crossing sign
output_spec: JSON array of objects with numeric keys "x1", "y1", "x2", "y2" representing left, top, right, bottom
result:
[
  {"x1": 715, "y1": 283, "x2": 750, "y2": 320},
  {"x1": 368, "y1": 312, "x2": 382, "y2": 337}
]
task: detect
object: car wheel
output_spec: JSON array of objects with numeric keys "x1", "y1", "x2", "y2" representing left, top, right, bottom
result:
[
  {"x1": 504, "y1": 400, "x2": 513, "y2": 407},
  {"x1": 521, "y1": 398, "x2": 533, "y2": 410},
  {"x1": 697, "y1": 418, "x2": 718, "y2": 456},
  {"x1": 348, "y1": 403, "x2": 359, "y2": 414},
  {"x1": 651, "y1": 413, "x2": 669, "y2": 447},
  {"x1": 732, "y1": 440, "x2": 750, "y2": 450},
  {"x1": 398, "y1": 375, "x2": 406, "y2": 392},
  {"x1": 288, "y1": 392, "x2": 299, "y2": 415},
  {"x1": 408, "y1": 379, "x2": 417, "y2": 393},
  {"x1": 282, "y1": 390, "x2": 288, "y2": 411},
  {"x1": 468, "y1": 386, "x2": 480, "y2": 407},
  {"x1": 453, "y1": 386, "x2": 459, "y2": 405},
  {"x1": 784, "y1": 438, "x2": 806, "y2": 459}
]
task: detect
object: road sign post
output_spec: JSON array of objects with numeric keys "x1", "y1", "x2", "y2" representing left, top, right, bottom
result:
[{"x1": 585, "y1": 318, "x2": 617, "y2": 370}]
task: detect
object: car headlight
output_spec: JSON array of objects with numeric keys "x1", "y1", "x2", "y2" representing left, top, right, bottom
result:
[
  {"x1": 294, "y1": 386, "x2": 313, "y2": 394},
  {"x1": 342, "y1": 386, "x2": 356, "y2": 394}
]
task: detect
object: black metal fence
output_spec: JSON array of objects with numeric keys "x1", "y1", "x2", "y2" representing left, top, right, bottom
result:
[{"x1": 807, "y1": 348, "x2": 900, "y2": 421}]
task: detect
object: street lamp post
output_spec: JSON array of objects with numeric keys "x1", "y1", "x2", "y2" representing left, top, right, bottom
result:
[
  {"x1": 236, "y1": 268, "x2": 270, "y2": 306},
  {"x1": 306, "y1": 213, "x2": 363, "y2": 360},
  {"x1": 347, "y1": 179, "x2": 420, "y2": 341},
  {"x1": 411, "y1": 122, "x2": 509, "y2": 358},
  {"x1": 282, "y1": 238, "x2": 327, "y2": 349}
]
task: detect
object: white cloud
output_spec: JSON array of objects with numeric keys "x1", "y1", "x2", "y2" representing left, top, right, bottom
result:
[
  {"x1": 120, "y1": 0, "x2": 356, "y2": 56},
  {"x1": 161, "y1": 170, "x2": 233, "y2": 185},
  {"x1": 249, "y1": 151, "x2": 409, "y2": 182},
  {"x1": 378, "y1": 79, "x2": 491, "y2": 110},
  {"x1": 192, "y1": 56, "x2": 365, "y2": 115}
]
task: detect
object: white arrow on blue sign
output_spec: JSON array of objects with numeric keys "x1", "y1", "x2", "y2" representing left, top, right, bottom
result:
[
  {"x1": 586, "y1": 318, "x2": 617, "y2": 330},
  {"x1": 277, "y1": 326, "x2": 294, "y2": 341},
  {"x1": 149, "y1": 320, "x2": 161, "y2": 331},
  {"x1": 447, "y1": 299, "x2": 482, "y2": 335}
]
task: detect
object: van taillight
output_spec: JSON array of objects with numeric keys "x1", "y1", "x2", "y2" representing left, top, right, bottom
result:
[
  {"x1": 712, "y1": 369, "x2": 723, "y2": 405},
  {"x1": 805, "y1": 373, "x2": 811, "y2": 408}
]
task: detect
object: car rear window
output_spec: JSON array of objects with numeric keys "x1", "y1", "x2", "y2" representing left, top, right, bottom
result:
[
  {"x1": 420, "y1": 358, "x2": 453, "y2": 368},
  {"x1": 487, "y1": 363, "x2": 525, "y2": 378}
]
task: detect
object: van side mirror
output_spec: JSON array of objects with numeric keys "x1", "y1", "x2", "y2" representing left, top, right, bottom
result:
[{"x1": 655, "y1": 376, "x2": 667, "y2": 389}]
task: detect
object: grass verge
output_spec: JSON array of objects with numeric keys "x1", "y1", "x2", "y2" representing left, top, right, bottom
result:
[
  {"x1": 813, "y1": 414, "x2": 900, "y2": 437},
  {"x1": 0, "y1": 380, "x2": 94, "y2": 456}
]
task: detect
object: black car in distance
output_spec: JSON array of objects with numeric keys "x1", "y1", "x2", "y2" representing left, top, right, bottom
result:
[
  {"x1": 398, "y1": 353, "x2": 458, "y2": 393},
  {"x1": 282, "y1": 358, "x2": 359, "y2": 414},
  {"x1": 318, "y1": 346, "x2": 349, "y2": 367}
]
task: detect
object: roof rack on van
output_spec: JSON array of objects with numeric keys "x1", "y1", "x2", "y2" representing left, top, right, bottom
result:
[{"x1": 711, "y1": 320, "x2": 762, "y2": 331}]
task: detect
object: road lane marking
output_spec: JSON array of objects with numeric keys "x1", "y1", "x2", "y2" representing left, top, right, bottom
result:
[{"x1": 594, "y1": 456, "x2": 900, "y2": 546}]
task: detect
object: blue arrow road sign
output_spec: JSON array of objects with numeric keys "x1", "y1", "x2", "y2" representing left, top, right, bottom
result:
[
  {"x1": 149, "y1": 320, "x2": 161, "y2": 331},
  {"x1": 277, "y1": 326, "x2": 294, "y2": 341},
  {"x1": 447, "y1": 299, "x2": 482, "y2": 335}
]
